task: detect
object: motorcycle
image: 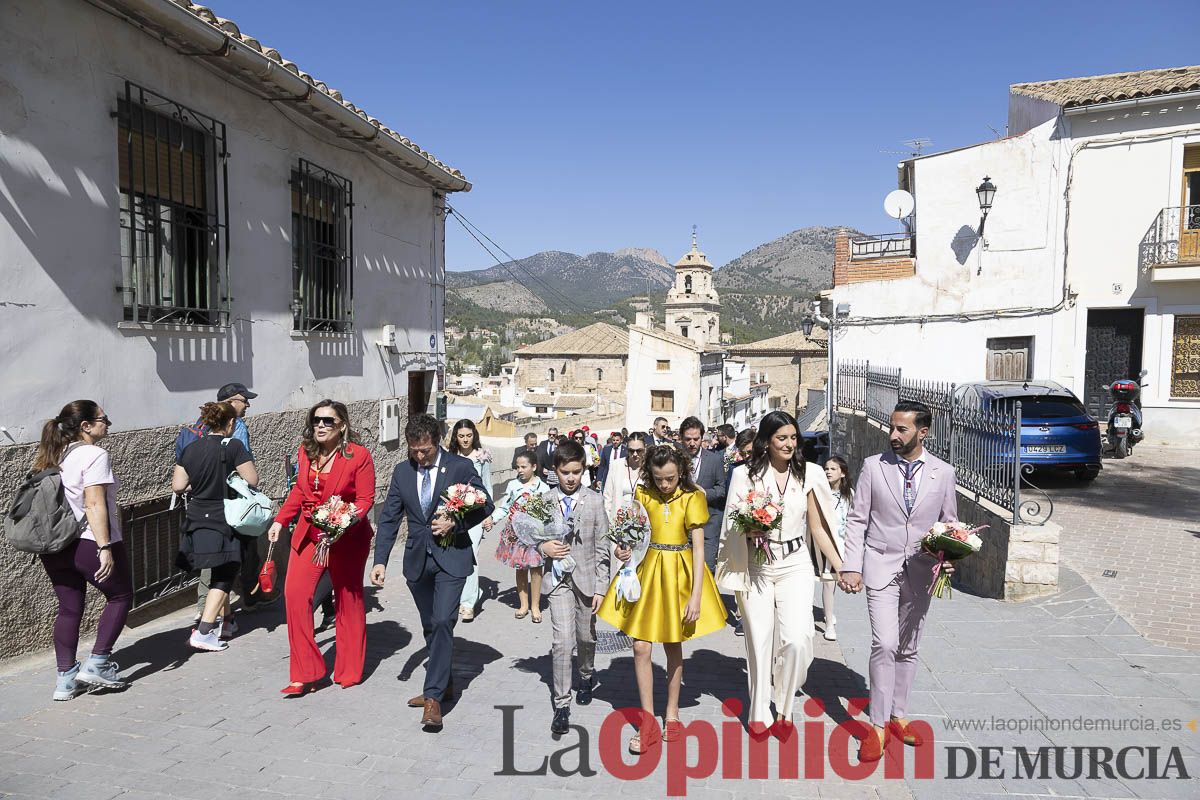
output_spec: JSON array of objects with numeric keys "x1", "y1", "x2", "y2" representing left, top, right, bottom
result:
[{"x1": 1103, "y1": 373, "x2": 1146, "y2": 459}]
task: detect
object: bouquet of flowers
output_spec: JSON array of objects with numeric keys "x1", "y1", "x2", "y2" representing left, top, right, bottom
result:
[
  {"x1": 435, "y1": 483, "x2": 489, "y2": 547},
  {"x1": 308, "y1": 495, "x2": 360, "y2": 567},
  {"x1": 511, "y1": 493, "x2": 573, "y2": 589},
  {"x1": 729, "y1": 490, "x2": 783, "y2": 565},
  {"x1": 605, "y1": 505, "x2": 651, "y2": 603},
  {"x1": 921, "y1": 521, "x2": 987, "y2": 599}
]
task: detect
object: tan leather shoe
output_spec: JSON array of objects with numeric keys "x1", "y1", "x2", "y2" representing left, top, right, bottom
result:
[
  {"x1": 888, "y1": 717, "x2": 924, "y2": 747},
  {"x1": 421, "y1": 698, "x2": 443, "y2": 730},
  {"x1": 859, "y1": 725, "x2": 888, "y2": 762},
  {"x1": 409, "y1": 679, "x2": 454, "y2": 708}
]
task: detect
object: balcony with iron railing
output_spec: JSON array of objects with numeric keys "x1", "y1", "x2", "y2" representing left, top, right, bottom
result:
[
  {"x1": 849, "y1": 231, "x2": 915, "y2": 260},
  {"x1": 1140, "y1": 205, "x2": 1200, "y2": 281}
]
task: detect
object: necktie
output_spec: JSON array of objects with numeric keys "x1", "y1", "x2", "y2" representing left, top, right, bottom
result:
[
  {"x1": 420, "y1": 466, "x2": 434, "y2": 516},
  {"x1": 902, "y1": 460, "x2": 922, "y2": 515},
  {"x1": 562, "y1": 496, "x2": 574, "y2": 520}
]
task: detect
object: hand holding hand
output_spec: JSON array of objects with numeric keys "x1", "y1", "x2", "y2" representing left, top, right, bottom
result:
[
  {"x1": 369, "y1": 564, "x2": 386, "y2": 587},
  {"x1": 482, "y1": 518, "x2": 494, "y2": 532},
  {"x1": 267, "y1": 522, "x2": 283, "y2": 543},
  {"x1": 838, "y1": 571, "x2": 863, "y2": 594}
]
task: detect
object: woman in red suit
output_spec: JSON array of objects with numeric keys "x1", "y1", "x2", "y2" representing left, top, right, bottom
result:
[{"x1": 267, "y1": 400, "x2": 375, "y2": 694}]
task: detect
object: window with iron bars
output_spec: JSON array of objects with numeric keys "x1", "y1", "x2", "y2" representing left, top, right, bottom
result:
[
  {"x1": 117, "y1": 82, "x2": 229, "y2": 325},
  {"x1": 291, "y1": 160, "x2": 354, "y2": 332}
]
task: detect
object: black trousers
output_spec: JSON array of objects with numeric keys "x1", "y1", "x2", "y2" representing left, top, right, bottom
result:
[{"x1": 407, "y1": 551, "x2": 466, "y2": 699}]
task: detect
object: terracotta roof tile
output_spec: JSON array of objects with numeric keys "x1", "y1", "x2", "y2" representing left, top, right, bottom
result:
[
  {"x1": 727, "y1": 329, "x2": 827, "y2": 354},
  {"x1": 1011, "y1": 65, "x2": 1200, "y2": 109},
  {"x1": 517, "y1": 323, "x2": 629, "y2": 356},
  {"x1": 153, "y1": 1, "x2": 466, "y2": 185}
]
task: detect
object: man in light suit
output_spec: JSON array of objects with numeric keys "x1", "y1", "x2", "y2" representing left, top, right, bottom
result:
[
  {"x1": 371, "y1": 414, "x2": 495, "y2": 732},
  {"x1": 536, "y1": 441, "x2": 628, "y2": 735},
  {"x1": 678, "y1": 417, "x2": 727, "y2": 572},
  {"x1": 839, "y1": 401, "x2": 958, "y2": 761}
]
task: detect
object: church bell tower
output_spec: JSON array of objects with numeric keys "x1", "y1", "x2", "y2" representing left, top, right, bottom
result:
[{"x1": 664, "y1": 227, "x2": 721, "y2": 349}]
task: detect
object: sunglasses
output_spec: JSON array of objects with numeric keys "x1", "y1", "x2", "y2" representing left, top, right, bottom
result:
[
  {"x1": 626, "y1": 448, "x2": 645, "y2": 455},
  {"x1": 92, "y1": 416, "x2": 112, "y2": 426},
  {"x1": 312, "y1": 416, "x2": 341, "y2": 428}
]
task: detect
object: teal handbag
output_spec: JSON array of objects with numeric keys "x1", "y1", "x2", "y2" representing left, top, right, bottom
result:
[{"x1": 221, "y1": 439, "x2": 274, "y2": 536}]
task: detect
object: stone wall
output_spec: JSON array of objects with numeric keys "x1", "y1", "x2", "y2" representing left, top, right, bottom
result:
[
  {"x1": 833, "y1": 409, "x2": 1060, "y2": 601},
  {"x1": 0, "y1": 398, "x2": 410, "y2": 662}
]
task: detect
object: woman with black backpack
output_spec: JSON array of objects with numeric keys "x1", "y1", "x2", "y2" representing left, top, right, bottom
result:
[
  {"x1": 32, "y1": 400, "x2": 133, "y2": 701},
  {"x1": 172, "y1": 402, "x2": 258, "y2": 652}
]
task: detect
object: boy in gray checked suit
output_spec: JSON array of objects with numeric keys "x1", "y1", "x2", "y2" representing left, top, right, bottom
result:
[{"x1": 536, "y1": 441, "x2": 629, "y2": 735}]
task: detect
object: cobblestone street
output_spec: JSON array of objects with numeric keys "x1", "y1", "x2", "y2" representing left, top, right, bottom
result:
[
  {"x1": 3, "y1": 543, "x2": 1198, "y2": 799},
  {"x1": 1037, "y1": 446, "x2": 1200, "y2": 650}
]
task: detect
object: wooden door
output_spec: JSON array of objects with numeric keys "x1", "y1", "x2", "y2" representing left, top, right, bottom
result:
[{"x1": 1182, "y1": 146, "x2": 1200, "y2": 263}]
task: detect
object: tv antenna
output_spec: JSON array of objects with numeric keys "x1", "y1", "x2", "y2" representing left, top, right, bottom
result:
[{"x1": 881, "y1": 138, "x2": 933, "y2": 158}]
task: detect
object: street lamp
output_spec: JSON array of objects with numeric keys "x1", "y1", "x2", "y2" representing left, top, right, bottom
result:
[
  {"x1": 976, "y1": 176, "x2": 996, "y2": 236},
  {"x1": 801, "y1": 316, "x2": 815, "y2": 336}
]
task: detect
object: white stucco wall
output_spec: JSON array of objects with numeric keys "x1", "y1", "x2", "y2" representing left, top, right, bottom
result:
[
  {"x1": 832, "y1": 95, "x2": 1200, "y2": 446},
  {"x1": 624, "y1": 328, "x2": 701, "y2": 433},
  {"x1": 0, "y1": 0, "x2": 448, "y2": 444}
]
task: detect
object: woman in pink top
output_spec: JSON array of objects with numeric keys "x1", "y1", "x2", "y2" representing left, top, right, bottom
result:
[{"x1": 32, "y1": 400, "x2": 133, "y2": 701}]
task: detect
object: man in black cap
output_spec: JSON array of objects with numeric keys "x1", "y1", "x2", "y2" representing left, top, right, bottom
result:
[{"x1": 216, "y1": 382, "x2": 257, "y2": 457}]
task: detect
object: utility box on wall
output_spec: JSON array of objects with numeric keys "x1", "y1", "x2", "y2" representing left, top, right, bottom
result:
[{"x1": 380, "y1": 399, "x2": 401, "y2": 443}]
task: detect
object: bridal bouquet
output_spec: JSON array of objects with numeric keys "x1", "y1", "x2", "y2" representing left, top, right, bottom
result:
[
  {"x1": 435, "y1": 483, "x2": 489, "y2": 547},
  {"x1": 309, "y1": 495, "x2": 360, "y2": 567},
  {"x1": 730, "y1": 490, "x2": 783, "y2": 565},
  {"x1": 605, "y1": 505, "x2": 650, "y2": 603},
  {"x1": 512, "y1": 493, "x2": 573, "y2": 588},
  {"x1": 921, "y1": 521, "x2": 987, "y2": 599}
]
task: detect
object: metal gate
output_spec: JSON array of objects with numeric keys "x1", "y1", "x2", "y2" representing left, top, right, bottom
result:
[{"x1": 1083, "y1": 309, "x2": 1144, "y2": 419}]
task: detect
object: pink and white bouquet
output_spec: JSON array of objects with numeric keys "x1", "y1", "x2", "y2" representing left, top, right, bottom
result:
[
  {"x1": 729, "y1": 490, "x2": 783, "y2": 565},
  {"x1": 436, "y1": 483, "x2": 489, "y2": 547},
  {"x1": 606, "y1": 505, "x2": 651, "y2": 603},
  {"x1": 511, "y1": 493, "x2": 572, "y2": 587},
  {"x1": 921, "y1": 521, "x2": 987, "y2": 599},
  {"x1": 309, "y1": 495, "x2": 360, "y2": 567}
]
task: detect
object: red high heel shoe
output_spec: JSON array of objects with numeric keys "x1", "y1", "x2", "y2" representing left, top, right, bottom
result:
[{"x1": 280, "y1": 682, "x2": 318, "y2": 696}]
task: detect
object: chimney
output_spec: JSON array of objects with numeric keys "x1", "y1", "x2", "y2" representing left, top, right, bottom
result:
[
  {"x1": 833, "y1": 228, "x2": 851, "y2": 287},
  {"x1": 634, "y1": 311, "x2": 654, "y2": 329}
]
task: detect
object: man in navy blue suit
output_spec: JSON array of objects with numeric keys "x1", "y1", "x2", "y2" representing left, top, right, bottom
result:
[
  {"x1": 595, "y1": 430, "x2": 626, "y2": 489},
  {"x1": 371, "y1": 413, "x2": 494, "y2": 731}
]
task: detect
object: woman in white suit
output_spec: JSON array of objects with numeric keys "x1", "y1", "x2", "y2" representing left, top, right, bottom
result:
[
  {"x1": 716, "y1": 411, "x2": 845, "y2": 730},
  {"x1": 602, "y1": 432, "x2": 649, "y2": 522}
]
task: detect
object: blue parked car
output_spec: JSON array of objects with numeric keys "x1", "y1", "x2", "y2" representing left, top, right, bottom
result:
[{"x1": 953, "y1": 381, "x2": 1102, "y2": 481}]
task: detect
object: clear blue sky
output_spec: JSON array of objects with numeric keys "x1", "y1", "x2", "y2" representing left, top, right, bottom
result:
[{"x1": 206, "y1": 0, "x2": 1195, "y2": 270}]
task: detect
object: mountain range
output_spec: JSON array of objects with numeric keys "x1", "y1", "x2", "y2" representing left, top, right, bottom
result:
[{"x1": 446, "y1": 225, "x2": 861, "y2": 338}]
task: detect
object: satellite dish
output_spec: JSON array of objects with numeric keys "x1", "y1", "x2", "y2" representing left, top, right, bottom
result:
[{"x1": 884, "y1": 189, "x2": 915, "y2": 220}]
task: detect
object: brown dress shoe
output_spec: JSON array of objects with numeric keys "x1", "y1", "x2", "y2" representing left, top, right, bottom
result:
[
  {"x1": 421, "y1": 698, "x2": 443, "y2": 730},
  {"x1": 408, "y1": 679, "x2": 454, "y2": 707}
]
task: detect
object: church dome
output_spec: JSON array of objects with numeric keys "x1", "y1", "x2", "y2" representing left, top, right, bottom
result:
[{"x1": 674, "y1": 229, "x2": 713, "y2": 270}]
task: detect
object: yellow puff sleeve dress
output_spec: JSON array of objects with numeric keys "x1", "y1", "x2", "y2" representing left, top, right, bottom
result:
[{"x1": 597, "y1": 485, "x2": 726, "y2": 643}]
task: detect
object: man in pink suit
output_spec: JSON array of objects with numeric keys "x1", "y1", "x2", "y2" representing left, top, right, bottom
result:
[{"x1": 838, "y1": 401, "x2": 958, "y2": 761}]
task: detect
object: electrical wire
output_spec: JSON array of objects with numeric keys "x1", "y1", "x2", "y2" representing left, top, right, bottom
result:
[{"x1": 445, "y1": 205, "x2": 588, "y2": 313}]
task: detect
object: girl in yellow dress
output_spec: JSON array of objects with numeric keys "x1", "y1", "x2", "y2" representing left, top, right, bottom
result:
[{"x1": 597, "y1": 445, "x2": 726, "y2": 754}]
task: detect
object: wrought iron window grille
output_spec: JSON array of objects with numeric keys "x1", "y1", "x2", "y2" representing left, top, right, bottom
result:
[
  {"x1": 115, "y1": 81, "x2": 230, "y2": 326},
  {"x1": 291, "y1": 159, "x2": 354, "y2": 333}
]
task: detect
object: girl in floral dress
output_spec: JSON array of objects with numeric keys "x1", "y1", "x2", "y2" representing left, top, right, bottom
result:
[
  {"x1": 488, "y1": 451, "x2": 550, "y2": 622},
  {"x1": 449, "y1": 419, "x2": 492, "y2": 621}
]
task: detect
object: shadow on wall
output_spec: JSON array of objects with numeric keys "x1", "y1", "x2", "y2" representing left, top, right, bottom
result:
[
  {"x1": 951, "y1": 226, "x2": 981, "y2": 265},
  {"x1": 307, "y1": 330, "x2": 365, "y2": 379},
  {"x1": 0, "y1": 133, "x2": 125, "y2": 322},
  {"x1": 131, "y1": 316, "x2": 253, "y2": 392}
]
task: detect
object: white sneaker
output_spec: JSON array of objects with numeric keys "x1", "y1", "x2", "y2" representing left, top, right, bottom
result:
[
  {"x1": 189, "y1": 629, "x2": 228, "y2": 652},
  {"x1": 823, "y1": 624, "x2": 838, "y2": 642},
  {"x1": 218, "y1": 616, "x2": 239, "y2": 641}
]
